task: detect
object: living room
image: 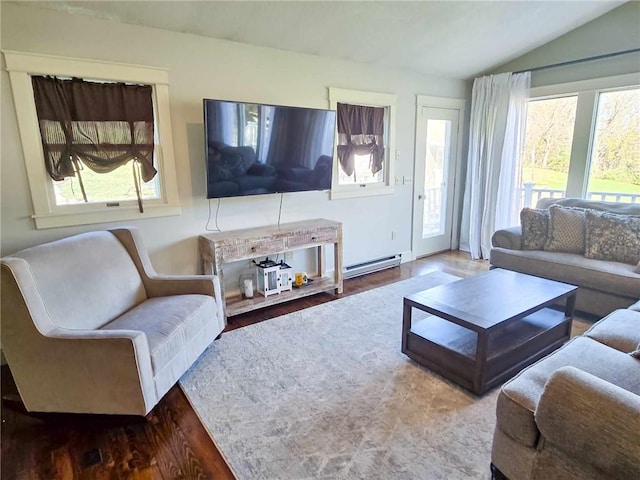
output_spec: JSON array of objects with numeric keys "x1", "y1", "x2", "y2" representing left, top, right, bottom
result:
[{"x1": 1, "y1": 1, "x2": 639, "y2": 479}]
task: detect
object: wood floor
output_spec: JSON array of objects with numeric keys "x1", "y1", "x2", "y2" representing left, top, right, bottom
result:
[{"x1": 1, "y1": 251, "x2": 489, "y2": 480}]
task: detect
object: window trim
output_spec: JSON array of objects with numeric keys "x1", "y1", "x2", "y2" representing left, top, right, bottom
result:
[
  {"x1": 328, "y1": 87, "x2": 396, "y2": 199},
  {"x1": 3, "y1": 50, "x2": 181, "y2": 229},
  {"x1": 528, "y1": 73, "x2": 640, "y2": 199}
]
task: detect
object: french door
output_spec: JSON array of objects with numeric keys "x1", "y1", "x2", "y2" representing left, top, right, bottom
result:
[{"x1": 413, "y1": 98, "x2": 464, "y2": 257}]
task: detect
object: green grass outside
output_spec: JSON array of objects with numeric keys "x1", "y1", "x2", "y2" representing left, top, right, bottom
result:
[
  {"x1": 522, "y1": 167, "x2": 640, "y2": 195},
  {"x1": 56, "y1": 164, "x2": 158, "y2": 204}
]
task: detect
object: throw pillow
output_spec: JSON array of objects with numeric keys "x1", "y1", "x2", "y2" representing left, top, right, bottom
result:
[
  {"x1": 544, "y1": 205, "x2": 587, "y2": 254},
  {"x1": 520, "y1": 208, "x2": 549, "y2": 250},
  {"x1": 584, "y1": 210, "x2": 640, "y2": 265}
]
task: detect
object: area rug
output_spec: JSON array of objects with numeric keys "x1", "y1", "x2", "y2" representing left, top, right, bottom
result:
[{"x1": 180, "y1": 271, "x2": 589, "y2": 480}]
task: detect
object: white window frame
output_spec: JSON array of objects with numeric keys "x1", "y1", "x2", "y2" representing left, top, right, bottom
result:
[
  {"x1": 528, "y1": 73, "x2": 640, "y2": 198},
  {"x1": 328, "y1": 87, "x2": 396, "y2": 199},
  {"x1": 3, "y1": 50, "x2": 181, "y2": 229}
]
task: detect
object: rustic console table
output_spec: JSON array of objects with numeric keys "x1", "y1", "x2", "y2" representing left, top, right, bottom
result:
[{"x1": 199, "y1": 219, "x2": 343, "y2": 322}]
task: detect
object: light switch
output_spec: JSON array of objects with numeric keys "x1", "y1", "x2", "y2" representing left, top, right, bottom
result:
[{"x1": 403, "y1": 176, "x2": 413, "y2": 185}]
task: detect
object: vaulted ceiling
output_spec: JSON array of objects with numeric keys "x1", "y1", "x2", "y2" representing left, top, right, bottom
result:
[{"x1": 19, "y1": 1, "x2": 626, "y2": 78}]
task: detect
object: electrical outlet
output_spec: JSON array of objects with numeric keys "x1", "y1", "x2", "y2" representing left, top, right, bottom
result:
[
  {"x1": 284, "y1": 251, "x2": 294, "y2": 263},
  {"x1": 403, "y1": 176, "x2": 413, "y2": 185}
]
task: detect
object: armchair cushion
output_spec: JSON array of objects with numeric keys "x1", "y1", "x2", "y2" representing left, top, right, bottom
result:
[{"x1": 102, "y1": 294, "x2": 215, "y2": 373}]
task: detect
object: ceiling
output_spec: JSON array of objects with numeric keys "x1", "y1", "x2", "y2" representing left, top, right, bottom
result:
[{"x1": 19, "y1": 1, "x2": 626, "y2": 79}]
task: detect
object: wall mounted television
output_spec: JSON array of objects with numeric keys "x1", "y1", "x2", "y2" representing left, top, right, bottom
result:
[{"x1": 204, "y1": 99, "x2": 337, "y2": 199}]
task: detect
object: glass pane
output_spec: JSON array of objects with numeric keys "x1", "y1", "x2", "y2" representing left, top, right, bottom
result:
[
  {"x1": 338, "y1": 154, "x2": 384, "y2": 184},
  {"x1": 422, "y1": 119, "x2": 450, "y2": 237},
  {"x1": 53, "y1": 160, "x2": 160, "y2": 205},
  {"x1": 587, "y1": 88, "x2": 640, "y2": 204},
  {"x1": 519, "y1": 96, "x2": 577, "y2": 209}
]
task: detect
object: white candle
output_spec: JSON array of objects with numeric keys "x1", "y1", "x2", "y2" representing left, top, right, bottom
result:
[{"x1": 243, "y1": 279, "x2": 254, "y2": 298}]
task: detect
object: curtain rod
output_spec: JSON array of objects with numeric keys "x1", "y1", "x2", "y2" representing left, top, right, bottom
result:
[{"x1": 514, "y1": 48, "x2": 640, "y2": 74}]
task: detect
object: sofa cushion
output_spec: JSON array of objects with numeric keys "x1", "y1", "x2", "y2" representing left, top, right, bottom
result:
[
  {"x1": 520, "y1": 208, "x2": 549, "y2": 250},
  {"x1": 496, "y1": 336, "x2": 640, "y2": 447},
  {"x1": 102, "y1": 294, "x2": 215, "y2": 373},
  {"x1": 544, "y1": 205, "x2": 586, "y2": 254},
  {"x1": 584, "y1": 309, "x2": 640, "y2": 353},
  {"x1": 489, "y1": 248, "x2": 640, "y2": 299},
  {"x1": 585, "y1": 209, "x2": 640, "y2": 265}
]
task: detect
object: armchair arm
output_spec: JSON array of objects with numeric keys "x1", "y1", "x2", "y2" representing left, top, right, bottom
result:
[
  {"x1": 143, "y1": 274, "x2": 225, "y2": 323},
  {"x1": 491, "y1": 226, "x2": 522, "y2": 250},
  {"x1": 10, "y1": 326, "x2": 156, "y2": 415},
  {"x1": 534, "y1": 366, "x2": 640, "y2": 479}
]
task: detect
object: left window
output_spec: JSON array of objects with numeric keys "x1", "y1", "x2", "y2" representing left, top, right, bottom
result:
[{"x1": 4, "y1": 51, "x2": 180, "y2": 229}]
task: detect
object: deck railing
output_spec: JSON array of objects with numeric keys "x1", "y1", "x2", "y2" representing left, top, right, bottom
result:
[{"x1": 519, "y1": 182, "x2": 640, "y2": 210}]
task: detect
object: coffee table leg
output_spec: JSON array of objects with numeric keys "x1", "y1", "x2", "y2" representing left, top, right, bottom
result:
[
  {"x1": 564, "y1": 292, "x2": 577, "y2": 337},
  {"x1": 402, "y1": 300, "x2": 411, "y2": 354},
  {"x1": 474, "y1": 331, "x2": 489, "y2": 394}
]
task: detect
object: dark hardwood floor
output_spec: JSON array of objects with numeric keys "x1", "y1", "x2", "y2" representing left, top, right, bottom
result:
[{"x1": 1, "y1": 251, "x2": 488, "y2": 480}]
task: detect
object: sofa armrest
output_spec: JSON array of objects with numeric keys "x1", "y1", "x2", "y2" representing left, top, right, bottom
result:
[
  {"x1": 491, "y1": 226, "x2": 522, "y2": 250},
  {"x1": 12, "y1": 327, "x2": 156, "y2": 415},
  {"x1": 535, "y1": 366, "x2": 640, "y2": 478}
]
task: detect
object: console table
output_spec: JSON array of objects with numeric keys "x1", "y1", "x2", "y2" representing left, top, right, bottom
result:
[{"x1": 199, "y1": 219, "x2": 343, "y2": 322}]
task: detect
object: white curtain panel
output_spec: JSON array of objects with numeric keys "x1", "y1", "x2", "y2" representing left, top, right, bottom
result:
[{"x1": 461, "y1": 71, "x2": 531, "y2": 259}]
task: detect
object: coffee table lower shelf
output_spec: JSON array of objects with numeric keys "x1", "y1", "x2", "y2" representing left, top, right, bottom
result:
[{"x1": 403, "y1": 308, "x2": 570, "y2": 395}]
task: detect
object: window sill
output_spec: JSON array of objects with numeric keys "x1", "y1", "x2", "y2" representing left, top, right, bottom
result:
[
  {"x1": 32, "y1": 204, "x2": 181, "y2": 229},
  {"x1": 330, "y1": 185, "x2": 395, "y2": 200}
]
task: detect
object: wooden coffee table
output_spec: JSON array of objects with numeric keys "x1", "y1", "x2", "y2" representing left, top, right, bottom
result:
[{"x1": 401, "y1": 269, "x2": 577, "y2": 395}]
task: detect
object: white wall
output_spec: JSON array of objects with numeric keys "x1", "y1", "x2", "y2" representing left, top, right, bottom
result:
[
  {"x1": 1, "y1": 3, "x2": 466, "y2": 282},
  {"x1": 492, "y1": 1, "x2": 640, "y2": 87}
]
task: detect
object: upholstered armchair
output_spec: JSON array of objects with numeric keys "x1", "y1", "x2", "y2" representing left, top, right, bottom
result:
[{"x1": 1, "y1": 227, "x2": 225, "y2": 415}]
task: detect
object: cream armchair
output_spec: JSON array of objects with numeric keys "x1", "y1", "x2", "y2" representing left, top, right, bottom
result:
[{"x1": 1, "y1": 227, "x2": 225, "y2": 415}]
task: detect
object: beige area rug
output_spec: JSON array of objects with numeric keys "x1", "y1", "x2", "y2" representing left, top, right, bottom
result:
[{"x1": 180, "y1": 271, "x2": 590, "y2": 480}]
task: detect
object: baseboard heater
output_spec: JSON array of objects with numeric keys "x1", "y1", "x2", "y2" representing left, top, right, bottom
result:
[{"x1": 343, "y1": 254, "x2": 402, "y2": 280}]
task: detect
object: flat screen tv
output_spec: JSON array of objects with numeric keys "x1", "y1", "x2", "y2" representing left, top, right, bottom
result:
[{"x1": 204, "y1": 99, "x2": 336, "y2": 199}]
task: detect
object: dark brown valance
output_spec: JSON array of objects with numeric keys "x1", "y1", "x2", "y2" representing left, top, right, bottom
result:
[
  {"x1": 336, "y1": 102, "x2": 385, "y2": 178},
  {"x1": 31, "y1": 76, "x2": 156, "y2": 210}
]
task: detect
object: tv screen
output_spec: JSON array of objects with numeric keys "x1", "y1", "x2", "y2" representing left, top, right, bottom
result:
[{"x1": 204, "y1": 99, "x2": 336, "y2": 199}]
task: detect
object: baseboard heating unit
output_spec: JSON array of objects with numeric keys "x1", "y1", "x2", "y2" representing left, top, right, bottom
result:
[{"x1": 343, "y1": 254, "x2": 402, "y2": 279}]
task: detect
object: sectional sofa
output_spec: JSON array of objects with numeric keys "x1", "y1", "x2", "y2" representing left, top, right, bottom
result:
[
  {"x1": 490, "y1": 198, "x2": 640, "y2": 317},
  {"x1": 491, "y1": 301, "x2": 640, "y2": 480}
]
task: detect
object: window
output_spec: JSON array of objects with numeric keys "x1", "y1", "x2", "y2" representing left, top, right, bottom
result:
[
  {"x1": 328, "y1": 88, "x2": 396, "y2": 199},
  {"x1": 586, "y1": 88, "x2": 640, "y2": 202},
  {"x1": 4, "y1": 51, "x2": 180, "y2": 228},
  {"x1": 520, "y1": 95, "x2": 577, "y2": 205},
  {"x1": 518, "y1": 74, "x2": 640, "y2": 210}
]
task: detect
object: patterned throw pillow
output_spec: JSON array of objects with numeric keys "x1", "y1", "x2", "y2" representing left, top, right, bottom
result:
[
  {"x1": 544, "y1": 205, "x2": 587, "y2": 254},
  {"x1": 584, "y1": 210, "x2": 640, "y2": 265},
  {"x1": 520, "y1": 208, "x2": 549, "y2": 250}
]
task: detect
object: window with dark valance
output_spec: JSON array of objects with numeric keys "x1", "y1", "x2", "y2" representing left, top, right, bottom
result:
[
  {"x1": 336, "y1": 102, "x2": 385, "y2": 181},
  {"x1": 31, "y1": 76, "x2": 156, "y2": 212}
]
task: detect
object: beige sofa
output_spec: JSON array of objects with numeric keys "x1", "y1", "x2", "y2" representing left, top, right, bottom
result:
[
  {"x1": 1, "y1": 227, "x2": 225, "y2": 415},
  {"x1": 491, "y1": 198, "x2": 640, "y2": 317},
  {"x1": 491, "y1": 302, "x2": 640, "y2": 480}
]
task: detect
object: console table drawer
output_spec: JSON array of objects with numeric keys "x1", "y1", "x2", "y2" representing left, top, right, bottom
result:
[
  {"x1": 286, "y1": 228, "x2": 338, "y2": 249},
  {"x1": 220, "y1": 238, "x2": 285, "y2": 260}
]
